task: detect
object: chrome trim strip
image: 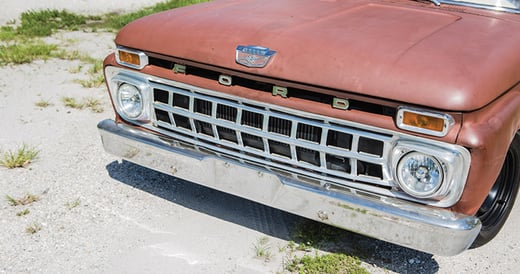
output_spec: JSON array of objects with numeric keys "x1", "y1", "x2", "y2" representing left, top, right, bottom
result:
[
  {"x1": 98, "y1": 119, "x2": 481, "y2": 255},
  {"x1": 440, "y1": 0, "x2": 520, "y2": 14}
]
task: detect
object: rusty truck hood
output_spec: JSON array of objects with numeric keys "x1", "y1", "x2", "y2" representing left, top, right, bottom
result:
[{"x1": 115, "y1": 0, "x2": 520, "y2": 111}]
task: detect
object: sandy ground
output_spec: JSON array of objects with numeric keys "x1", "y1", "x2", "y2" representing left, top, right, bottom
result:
[{"x1": 0, "y1": 1, "x2": 519, "y2": 273}]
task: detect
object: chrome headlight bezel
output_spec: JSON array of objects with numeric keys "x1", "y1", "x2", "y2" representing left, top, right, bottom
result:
[
  {"x1": 107, "y1": 70, "x2": 153, "y2": 123},
  {"x1": 391, "y1": 140, "x2": 471, "y2": 207}
]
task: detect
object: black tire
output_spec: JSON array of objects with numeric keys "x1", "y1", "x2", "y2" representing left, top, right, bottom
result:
[{"x1": 472, "y1": 133, "x2": 520, "y2": 248}]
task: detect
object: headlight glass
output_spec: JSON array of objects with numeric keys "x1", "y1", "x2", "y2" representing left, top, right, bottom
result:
[
  {"x1": 397, "y1": 152, "x2": 444, "y2": 197},
  {"x1": 118, "y1": 83, "x2": 143, "y2": 119}
]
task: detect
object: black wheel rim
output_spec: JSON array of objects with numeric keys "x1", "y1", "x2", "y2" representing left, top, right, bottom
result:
[{"x1": 477, "y1": 149, "x2": 518, "y2": 229}]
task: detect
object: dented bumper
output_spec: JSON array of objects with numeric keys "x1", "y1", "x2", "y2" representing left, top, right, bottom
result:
[{"x1": 98, "y1": 119, "x2": 481, "y2": 255}]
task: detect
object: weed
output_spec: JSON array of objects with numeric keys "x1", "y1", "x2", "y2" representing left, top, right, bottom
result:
[
  {"x1": 35, "y1": 99, "x2": 53, "y2": 108},
  {"x1": 286, "y1": 253, "x2": 369, "y2": 274},
  {"x1": 65, "y1": 198, "x2": 81, "y2": 210},
  {"x1": 61, "y1": 96, "x2": 84, "y2": 109},
  {"x1": 84, "y1": 97, "x2": 104, "y2": 113},
  {"x1": 0, "y1": 144, "x2": 39, "y2": 168},
  {"x1": 291, "y1": 219, "x2": 344, "y2": 249},
  {"x1": 61, "y1": 96, "x2": 104, "y2": 112},
  {"x1": 0, "y1": 41, "x2": 58, "y2": 65},
  {"x1": 100, "y1": 0, "x2": 210, "y2": 30},
  {"x1": 6, "y1": 193, "x2": 40, "y2": 206},
  {"x1": 25, "y1": 223, "x2": 42, "y2": 234},
  {"x1": 17, "y1": 9, "x2": 99, "y2": 37},
  {"x1": 253, "y1": 236, "x2": 272, "y2": 262},
  {"x1": 17, "y1": 209, "x2": 30, "y2": 216}
]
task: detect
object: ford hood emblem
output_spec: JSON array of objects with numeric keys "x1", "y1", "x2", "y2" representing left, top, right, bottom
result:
[{"x1": 235, "y1": 45, "x2": 276, "y2": 68}]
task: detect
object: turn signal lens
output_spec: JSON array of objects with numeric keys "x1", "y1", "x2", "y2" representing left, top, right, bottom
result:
[
  {"x1": 115, "y1": 47, "x2": 148, "y2": 69},
  {"x1": 402, "y1": 111, "x2": 444, "y2": 132},
  {"x1": 396, "y1": 108, "x2": 454, "y2": 137}
]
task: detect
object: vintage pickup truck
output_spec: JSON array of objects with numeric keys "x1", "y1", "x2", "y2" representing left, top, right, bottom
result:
[{"x1": 98, "y1": 0, "x2": 520, "y2": 255}]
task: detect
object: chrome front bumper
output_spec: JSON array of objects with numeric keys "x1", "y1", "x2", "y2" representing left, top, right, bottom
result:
[{"x1": 98, "y1": 119, "x2": 481, "y2": 256}]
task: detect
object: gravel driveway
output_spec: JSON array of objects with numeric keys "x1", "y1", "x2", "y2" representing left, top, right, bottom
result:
[{"x1": 0, "y1": 1, "x2": 519, "y2": 273}]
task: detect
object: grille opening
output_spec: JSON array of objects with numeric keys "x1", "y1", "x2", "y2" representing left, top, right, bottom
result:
[
  {"x1": 217, "y1": 126, "x2": 238, "y2": 143},
  {"x1": 233, "y1": 77, "x2": 272, "y2": 93},
  {"x1": 357, "y1": 161, "x2": 383, "y2": 179},
  {"x1": 173, "y1": 114, "x2": 191, "y2": 130},
  {"x1": 195, "y1": 120, "x2": 214, "y2": 137},
  {"x1": 297, "y1": 124, "x2": 322, "y2": 143},
  {"x1": 269, "y1": 140, "x2": 291, "y2": 158},
  {"x1": 327, "y1": 130, "x2": 353, "y2": 150},
  {"x1": 268, "y1": 117, "x2": 292, "y2": 136},
  {"x1": 195, "y1": 99, "x2": 212, "y2": 115},
  {"x1": 148, "y1": 57, "x2": 174, "y2": 69},
  {"x1": 155, "y1": 109, "x2": 171, "y2": 124},
  {"x1": 217, "y1": 104, "x2": 237, "y2": 122},
  {"x1": 154, "y1": 89, "x2": 169, "y2": 104},
  {"x1": 326, "y1": 154, "x2": 351, "y2": 173},
  {"x1": 358, "y1": 137, "x2": 384, "y2": 157},
  {"x1": 241, "y1": 110, "x2": 263, "y2": 129},
  {"x1": 242, "y1": 133, "x2": 264, "y2": 150},
  {"x1": 173, "y1": 93, "x2": 190, "y2": 109},
  {"x1": 296, "y1": 147, "x2": 320, "y2": 166}
]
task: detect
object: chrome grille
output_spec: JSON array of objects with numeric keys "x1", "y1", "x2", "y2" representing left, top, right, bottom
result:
[{"x1": 149, "y1": 80, "x2": 395, "y2": 191}]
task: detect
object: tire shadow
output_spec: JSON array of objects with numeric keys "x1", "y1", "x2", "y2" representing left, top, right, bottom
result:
[{"x1": 106, "y1": 160, "x2": 440, "y2": 273}]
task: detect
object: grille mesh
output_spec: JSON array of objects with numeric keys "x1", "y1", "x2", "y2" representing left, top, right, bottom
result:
[{"x1": 150, "y1": 81, "x2": 394, "y2": 189}]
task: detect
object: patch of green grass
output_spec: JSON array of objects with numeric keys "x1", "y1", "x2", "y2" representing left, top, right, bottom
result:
[
  {"x1": 74, "y1": 58, "x2": 104, "y2": 88},
  {"x1": 84, "y1": 97, "x2": 104, "y2": 113},
  {"x1": 61, "y1": 96, "x2": 104, "y2": 112},
  {"x1": 291, "y1": 219, "x2": 345, "y2": 249},
  {"x1": 0, "y1": 144, "x2": 39, "y2": 168},
  {"x1": 286, "y1": 253, "x2": 369, "y2": 274},
  {"x1": 25, "y1": 223, "x2": 42, "y2": 234},
  {"x1": 17, "y1": 9, "x2": 100, "y2": 37},
  {"x1": 6, "y1": 193, "x2": 40, "y2": 206},
  {"x1": 253, "y1": 236, "x2": 272, "y2": 262},
  {"x1": 35, "y1": 99, "x2": 53, "y2": 108},
  {"x1": 16, "y1": 209, "x2": 31, "y2": 216},
  {"x1": 65, "y1": 198, "x2": 81, "y2": 210},
  {"x1": 0, "y1": 41, "x2": 58, "y2": 65},
  {"x1": 61, "y1": 96, "x2": 84, "y2": 109},
  {"x1": 100, "y1": 0, "x2": 210, "y2": 30}
]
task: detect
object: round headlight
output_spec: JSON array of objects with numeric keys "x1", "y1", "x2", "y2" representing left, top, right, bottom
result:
[
  {"x1": 397, "y1": 152, "x2": 444, "y2": 198},
  {"x1": 118, "y1": 83, "x2": 143, "y2": 119}
]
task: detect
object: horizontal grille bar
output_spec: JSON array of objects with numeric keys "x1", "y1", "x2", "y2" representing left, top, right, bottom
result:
[{"x1": 148, "y1": 80, "x2": 396, "y2": 191}]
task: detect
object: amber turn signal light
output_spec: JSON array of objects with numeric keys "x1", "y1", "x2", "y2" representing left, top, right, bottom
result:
[
  {"x1": 396, "y1": 108, "x2": 454, "y2": 137},
  {"x1": 118, "y1": 51, "x2": 141, "y2": 66},
  {"x1": 115, "y1": 47, "x2": 148, "y2": 69}
]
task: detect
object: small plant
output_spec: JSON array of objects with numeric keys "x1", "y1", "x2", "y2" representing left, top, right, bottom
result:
[
  {"x1": 0, "y1": 42, "x2": 58, "y2": 65},
  {"x1": 61, "y1": 96, "x2": 104, "y2": 112},
  {"x1": 35, "y1": 99, "x2": 53, "y2": 108},
  {"x1": 65, "y1": 198, "x2": 81, "y2": 210},
  {"x1": 0, "y1": 144, "x2": 39, "y2": 168},
  {"x1": 6, "y1": 193, "x2": 40, "y2": 206},
  {"x1": 25, "y1": 223, "x2": 42, "y2": 234},
  {"x1": 84, "y1": 97, "x2": 104, "y2": 113},
  {"x1": 253, "y1": 236, "x2": 272, "y2": 262},
  {"x1": 16, "y1": 209, "x2": 30, "y2": 216},
  {"x1": 286, "y1": 253, "x2": 369, "y2": 274},
  {"x1": 61, "y1": 96, "x2": 84, "y2": 109}
]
